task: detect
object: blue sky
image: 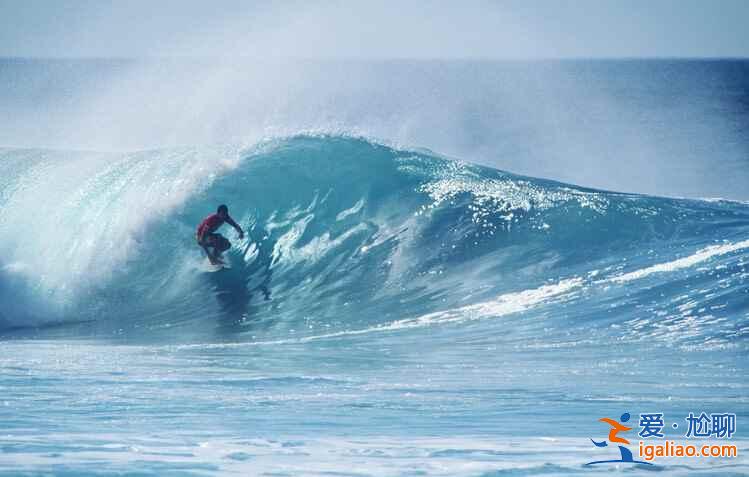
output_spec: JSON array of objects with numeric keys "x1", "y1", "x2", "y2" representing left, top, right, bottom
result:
[{"x1": 0, "y1": 0, "x2": 747, "y2": 58}]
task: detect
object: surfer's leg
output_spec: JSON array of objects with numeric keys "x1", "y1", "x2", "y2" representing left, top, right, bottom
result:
[
  {"x1": 200, "y1": 235, "x2": 223, "y2": 264},
  {"x1": 215, "y1": 235, "x2": 231, "y2": 257},
  {"x1": 204, "y1": 234, "x2": 229, "y2": 263}
]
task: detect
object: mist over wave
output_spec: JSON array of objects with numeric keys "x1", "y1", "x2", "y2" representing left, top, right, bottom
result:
[{"x1": 2, "y1": 58, "x2": 748, "y2": 200}]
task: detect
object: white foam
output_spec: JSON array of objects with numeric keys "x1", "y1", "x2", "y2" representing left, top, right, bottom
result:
[
  {"x1": 336, "y1": 198, "x2": 365, "y2": 221},
  {"x1": 608, "y1": 239, "x2": 749, "y2": 284},
  {"x1": 0, "y1": 146, "x2": 244, "y2": 317},
  {"x1": 418, "y1": 172, "x2": 609, "y2": 223},
  {"x1": 374, "y1": 277, "x2": 582, "y2": 330}
]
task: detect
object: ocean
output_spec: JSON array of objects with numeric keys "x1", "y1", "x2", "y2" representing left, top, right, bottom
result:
[{"x1": 0, "y1": 59, "x2": 748, "y2": 475}]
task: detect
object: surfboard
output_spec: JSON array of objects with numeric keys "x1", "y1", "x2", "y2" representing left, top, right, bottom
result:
[{"x1": 203, "y1": 257, "x2": 231, "y2": 272}]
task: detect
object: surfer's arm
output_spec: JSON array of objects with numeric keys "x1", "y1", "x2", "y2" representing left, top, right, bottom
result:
[{"x1": 226, "y1": 216, "x2": 244, "y2": 239}]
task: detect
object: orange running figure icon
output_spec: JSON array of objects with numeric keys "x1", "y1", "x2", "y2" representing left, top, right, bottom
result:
[
  {"x1": 586, "y1": 411, "x2": 652, "y2": 466},
  {"x1": 599, "y1": 417, "x2": 632, "y2": 444}
]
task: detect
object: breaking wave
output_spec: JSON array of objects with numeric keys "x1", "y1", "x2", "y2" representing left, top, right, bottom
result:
[{"x1": 1, "y1": 135, "x2": 748, "y2": 349}]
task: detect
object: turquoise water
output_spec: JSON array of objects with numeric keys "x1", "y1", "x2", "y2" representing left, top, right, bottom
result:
[
  {"x1": 1, "y1": 136, "x2": 747, "y2": 475},
  {"x1": 1, "y1": 58, "x2": 749, "y2": 475}
]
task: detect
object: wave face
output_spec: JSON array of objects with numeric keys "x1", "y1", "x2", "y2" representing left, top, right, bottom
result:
[{"x1": 1, "y1": 135, "x2": 748, "y2": 351}]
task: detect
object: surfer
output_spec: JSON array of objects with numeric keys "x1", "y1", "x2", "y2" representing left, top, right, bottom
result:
[{"x1": 196, "y1": 204, "x2": 244, "y2": 265}]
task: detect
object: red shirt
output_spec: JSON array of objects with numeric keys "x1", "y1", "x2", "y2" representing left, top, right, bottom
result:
[{"x1": 197, "y1": 213, "x2": 225, "y2": 237}]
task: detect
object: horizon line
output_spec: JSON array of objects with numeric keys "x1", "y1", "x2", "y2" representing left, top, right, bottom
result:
[{"x1": 1, "y1": 55, "x2": 748, "y2": 62}]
